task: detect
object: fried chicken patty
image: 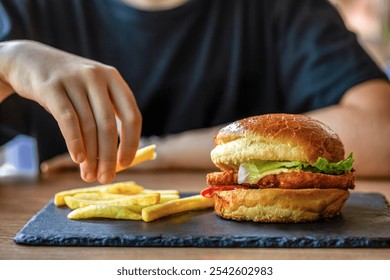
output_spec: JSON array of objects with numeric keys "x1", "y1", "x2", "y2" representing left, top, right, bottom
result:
[{"x1": 206, "y1": 170, "x2": 355, "y2": 190}]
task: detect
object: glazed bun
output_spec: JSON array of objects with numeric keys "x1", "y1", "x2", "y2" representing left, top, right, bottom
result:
[
  {"x1": 211, "y1": 114, "x2": 345, "y2": 171},
  {"x1": 214, "y1": 188, "x2": 350, "y2": 223}
]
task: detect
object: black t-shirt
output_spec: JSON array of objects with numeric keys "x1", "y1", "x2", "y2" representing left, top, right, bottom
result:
[{"x1": 0, "y1": 0, "x2": 387, "y2": 160}]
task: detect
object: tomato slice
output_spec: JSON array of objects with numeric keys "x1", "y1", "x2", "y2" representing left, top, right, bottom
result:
[{"x1": 200, "y1": 185, "x2": 246, "y2": 198}]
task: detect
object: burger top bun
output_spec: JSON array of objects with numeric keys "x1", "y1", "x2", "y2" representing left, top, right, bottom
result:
[{"x1": 211, "y1": 114, "x2": 345, "y2": 171}]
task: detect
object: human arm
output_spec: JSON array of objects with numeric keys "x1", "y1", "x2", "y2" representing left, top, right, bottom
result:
[
  {"x1": 40, "y1": 125, "x2": 221, "y2": 174},
  {"x1": 39, "y1": 78, "x2": 390, "y2": 178},
  {"x1": 134, "y1": 127, "x2": 220, "y2": 171},
  {"x1": 0, "y1": 40, "x2": 142, "y2": 183},
  {"x1": 272, "y1": 1, "x2": 390, "y2": 177},
  {"x1": 307, "y1": 79, "x2": 390, "y2": 178},
  {"x1": 140, "y1": 79, "x2": 390, "y2": 177},
  {"x1": 135, "y1": 80, "x2": 390, "y2": 177}
]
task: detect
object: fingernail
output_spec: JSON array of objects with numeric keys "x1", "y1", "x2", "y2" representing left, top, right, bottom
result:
[
  {"x1": 72, "y1": 153, "x2": 84, "y2": 164},
  {"x1": 120, "y1": 159, "x2": 131, "y2": 168},
  {"x1": 76, "y1": 153, "x2": 85, "y2": 163},
  {"x1": 83, "y1": 172, "x2": 96, "y2": 182},
  {"x1": 99, "y1": 172, "x2": 114, "y2": 184}
]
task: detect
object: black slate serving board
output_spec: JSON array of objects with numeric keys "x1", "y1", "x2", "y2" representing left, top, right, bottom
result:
[{"x1": 14, "y1": 192, "x2": 390, "y2": 248}]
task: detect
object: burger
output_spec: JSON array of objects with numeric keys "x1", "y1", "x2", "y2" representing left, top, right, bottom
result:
[{"x1": 201, "y1": 113, "x2": 355, "y2": 223}]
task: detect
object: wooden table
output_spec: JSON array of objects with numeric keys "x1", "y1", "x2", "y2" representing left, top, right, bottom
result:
[{"x1": 1, "y1": 170, "x2": 389, "y2": 260}]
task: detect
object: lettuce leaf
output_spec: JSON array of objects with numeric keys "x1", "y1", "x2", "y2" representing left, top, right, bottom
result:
[
  {"x1": 238, "y1": 153, "x2": 354, "y2": 184},
  {"x1": 311, "y1": 153, "x2": 354, "y2": 175}
]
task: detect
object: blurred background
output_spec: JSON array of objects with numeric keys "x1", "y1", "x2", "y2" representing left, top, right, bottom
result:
[
  {"x1": 1, "y1": 0, "x2": 389, "y2": 182},
  {"x1": 330, "y1": 0, "x2": 390, "y2": 77}
]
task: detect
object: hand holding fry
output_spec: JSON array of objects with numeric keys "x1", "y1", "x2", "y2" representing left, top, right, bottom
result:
[{"x1": 42, "y1": 145, "x2": 156, "y2": 183}]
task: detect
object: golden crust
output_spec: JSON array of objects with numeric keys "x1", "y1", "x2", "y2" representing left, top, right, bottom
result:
[
  {"x1": 211, "y1": 114, "x2": 345, "y2": 171},
  {"x1": 214, "y1": 188, "x2": 350, "y2": 223},
  {"x1": 206, "y1": 170, "x2": 355, "y2": 190}
]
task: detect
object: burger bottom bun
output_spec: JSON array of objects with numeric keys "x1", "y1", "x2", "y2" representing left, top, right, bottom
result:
[{"x1": 214, "y1": 188, "x2": 349, "y2": 223}]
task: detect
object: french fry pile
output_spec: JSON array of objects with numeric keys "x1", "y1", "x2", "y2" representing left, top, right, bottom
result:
[{"x1": 54, "y1": 181, "x2": 214, "y2": 222}]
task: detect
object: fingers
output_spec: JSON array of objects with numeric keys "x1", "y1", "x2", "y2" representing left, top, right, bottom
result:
[
  {"x1": 40, "y1": 64, "x2": 141, "y2": 184},
  {"x1": 63, "y1": 80, "x2": 98, "y2": 182},
  {"x1": 109, "y1": 71, "x2": 142, "y2": 169},
  {"x1": 43, "y1": 83, "x2": 86, "y2": 166},
  {"x1": 85, "y1": 70, "x2": 118, "y2": 184},
  {"x1": 60, "y1": 66, "x2": 141, "y2": 184}
]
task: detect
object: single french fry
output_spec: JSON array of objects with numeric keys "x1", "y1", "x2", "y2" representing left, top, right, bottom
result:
[
  {"x1": 54, "y1": 181, "x2": 143, "y2": 206},
  {"x1": 67, "y1": 204, "x2": 142, "y2": 220},
  {"x1": 72, "y1": 192, "x2": 127, "y2": 200},
  {"x1": 102, "y1": 181, "x2": 144, "y2": 195},
  {"x1": 141, "y1": 195, "x2": 214, "y2": 222},
  {"x1": 159, "y1": 194, "x2": 181, "y2": 203},
  {"x1": 64, "y1": 196, "x2": 85, "y2": 210},
  {"x1": 65, "y1": 196, "x2": 145, "y2": 213},
  {"x1": 64, "y1": 193, "x2": 160, "y2": 210},
  {"x1": 116, "y1": 144, "x2": 157, "y2": 172},
  {"x1": 142, "y1": 189, "x2": 180, "y2": 195},
  {"x1": 140, "y1": 189, "x2": 180, "y2": 203}
]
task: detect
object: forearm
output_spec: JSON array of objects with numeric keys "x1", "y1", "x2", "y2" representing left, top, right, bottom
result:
[
  {"x1": 0, "y1": 41, "x2": 16, "y2": 102},
  {"x1": 138, "y1": 126, "x2": 223, "y2": 171},
  {"x1": 144, "y1": 79, "x2": 390, "y2": 177},
  {"x1": 307, "y1": 80, "x2": 390, "y2": 178}
]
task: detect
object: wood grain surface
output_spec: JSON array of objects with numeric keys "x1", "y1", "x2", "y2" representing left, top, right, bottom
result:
[{"x1": 1, "y1": 170, "x2": 389, "y2": 260}]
